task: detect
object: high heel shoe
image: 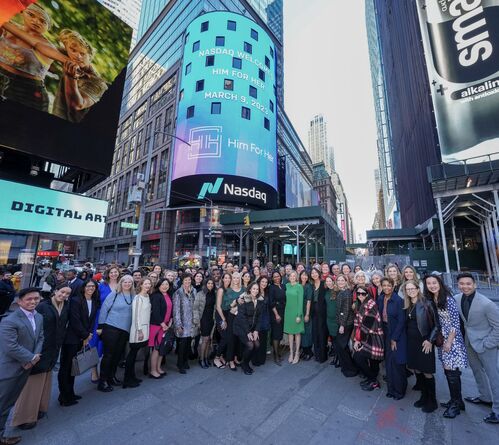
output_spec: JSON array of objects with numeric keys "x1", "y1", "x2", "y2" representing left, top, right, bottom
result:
[{"x1": 198, "y1": 359, "x2": 208, "y2": 369}]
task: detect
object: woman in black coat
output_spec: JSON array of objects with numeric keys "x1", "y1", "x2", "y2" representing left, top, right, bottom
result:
[
  {"x1": 11, "y1": 284, "x2": 71, "y2": 428},
  {"x1": 310, "y1": 267, "x2": 329, "y2": 363},
  {"x1": 269, "y1": 271, "x2": 286, "y2": 365},
  {"x1": 57, "y1": 279, "x2": 99, "y2": 406}
]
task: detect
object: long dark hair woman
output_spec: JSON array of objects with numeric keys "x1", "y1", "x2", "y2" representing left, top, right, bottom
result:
[
  {"x1": 403, "y1": 279, "x2": 440, "y2": 413},
  {"x1": 58, "y1": 280, "x2": 99, "y2": 405},
  {"x1": 424, "y1": 274, "x2": 468, "y2": 418},
  {"x1": 269, "y1": 270, "x2": 286, "y2": 365},
  {"x1": 310, "y1": 267, "x2": 328, "y2": 363},
  {"x1": 194, "y1": 278, "x2": 216, "y2": 369},
  {"x1": 13, "y1": 284, "x2": 70, "y2": 426},
  {"x1": 299, "y1": 270, "x2": 313, "y2": 361},
  {"x1": 252, "y1": 276, "x2": 270, "y2": 366},
  {"x1": 333, "y1": 274, "x2": 357, "y2": 377},
  {"x1": 214, "y1": 272, "x2": 232, "y2": 369}
]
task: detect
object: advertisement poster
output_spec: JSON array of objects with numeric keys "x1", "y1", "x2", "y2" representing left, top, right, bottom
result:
[
  {"x1": 170, "y1": 12, "x2": 278, "y2": 209},
  {"x1": 416, "y1": 0, "x2": 499, "y2": 163}
]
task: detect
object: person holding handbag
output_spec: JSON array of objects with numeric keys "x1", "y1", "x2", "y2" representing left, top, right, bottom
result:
[
  {"x1": 403, "y1": 279, "x2": 440, "y2": 413},
  {"x1": 96, "y1": 275, "x2": 134, "y2": 393},
  {"x1": 148, "y1": 278, "x2": 173, "y2": 378},
  {"x1": 58, "y1": 280, "x2": 99, "y2": 406},
  {"x1": 123, "y1": 278, "x2": 152, "y2": 388},
  {"x1": 284, "y1": 271, "x2": 304, "y2": 364},
  {"x1": 424, "y1": 274, "x2": 467, "y2": 418}
]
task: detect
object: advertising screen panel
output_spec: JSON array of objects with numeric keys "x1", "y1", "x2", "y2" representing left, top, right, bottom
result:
[
  {"x1": 170, "y1": 12, "x2": 278, "y2": 209},
  {"x1": 0, "y1": 0, "x2": 132, "y2": 175},
  {"x1": 0, "y1": 179, "x2": 108, "y2": 237},
  {"x1": 416, "y1": 0, "x2": 499, "y2": 163}
]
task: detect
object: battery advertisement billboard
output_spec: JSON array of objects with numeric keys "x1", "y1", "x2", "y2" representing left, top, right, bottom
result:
[
  {"x1": 170, "y1": 12, "x2": 278, "y2": 209},
  {"x1": 416, "y1": 0, "x2": 499, "y2": 163}
]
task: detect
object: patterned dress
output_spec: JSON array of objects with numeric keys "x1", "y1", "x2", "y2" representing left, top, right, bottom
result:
[{"x1": 437, "y1": 295, "x2": 468, "y2": 370}]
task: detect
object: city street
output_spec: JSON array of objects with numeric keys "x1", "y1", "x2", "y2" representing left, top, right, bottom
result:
[{"x1": 18, "y1": 353, "x2": 497, "y2": 445}]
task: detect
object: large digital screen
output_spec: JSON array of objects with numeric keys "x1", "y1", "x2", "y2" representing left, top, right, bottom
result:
[
  {"x1": 0, "y1": 179, "x2": 108, "y2": 237},
  {"x1": 417, "y1": 0, "x2": 499, "y2": 163},
  {"x1": 0, "y1": 0, "x2": 132, "y2": 175},
  {"x1": 170, "y1": 12, "x2": 278, "y2": 209}
]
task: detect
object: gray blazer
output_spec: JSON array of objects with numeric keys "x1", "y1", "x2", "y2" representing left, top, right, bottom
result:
[
  {"x1": 454, "y1": 292, "x2": 499, "y2": 353},
  {"x1": 0, "y1": 308, "x2": 44, "y2": 380}
]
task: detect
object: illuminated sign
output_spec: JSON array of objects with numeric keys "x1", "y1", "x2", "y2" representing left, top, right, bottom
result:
[
  {"x1": 170, "y1": 12, "x2": 278, "y2": 209},
  {"x1": 0, "y1": 179, "x2": 108, "y2": 237},
  {"x1": 416, "y1": 0, "x2": 499, "y2": 162}
]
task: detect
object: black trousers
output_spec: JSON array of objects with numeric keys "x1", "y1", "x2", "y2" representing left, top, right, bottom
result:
[
  {"x1": 237, "y1": 334, "x2": 260, "y2": 368},
  {"x1": 252, "y1": 330, "x2": 268, "y2": 365},
  {"x1": 353, "y1": 349, "x2": 380, "y2": 381},
  {"x1": 217, "y1": 311, "x2": 237, "y2": 361},
  {"x1": 100, "y1": 325, "x2": 129, "y2": 382},
  {"x1": 58, "y1": 342, "x2": 81, "y2": 401},
  {"x1": 124, "y1": 341, "x2": 147, "y2": 383},
  {"x1": 176, "y1": 337, "x2": 191, "y2": 369},
  {"x1": 334, "y1": 327, "x2": 357, "y2": 376},
  {"x1": 384, "y1": 335, "x2": 407, "y2": 398},
  {"x1": 312, "y1": 311, "x2": 328, "y2": 363}
]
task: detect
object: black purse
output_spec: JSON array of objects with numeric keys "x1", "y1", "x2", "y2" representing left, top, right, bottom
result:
[{"x1": 155, "y1": 328, "x2": 174, "y2": 356}]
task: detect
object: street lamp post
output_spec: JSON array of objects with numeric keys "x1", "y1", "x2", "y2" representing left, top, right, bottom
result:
[{"x1": 132, "y1": 130, "x2": 190, "y2": 270}]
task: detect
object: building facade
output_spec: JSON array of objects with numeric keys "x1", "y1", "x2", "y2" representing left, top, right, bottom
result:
[
  {"x1": 84, "y1": 0, "x2": 323, "y2": 266},
  {"x1": 308, "y1": 114, "x2": 335, "y2": 175},
  {"x1": 313, "y1": 162, "x2": 337, "y2": 219},
  {"x1": 368, "y1": 0, "x2": 440, "y2": 228},
  {"x1": 99, "y1": 0, "x2": 143, "y2": 43}
]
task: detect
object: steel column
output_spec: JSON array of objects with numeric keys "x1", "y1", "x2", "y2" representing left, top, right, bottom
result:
[
  {"x1": 437, "y1": 198, "x2": 450, "y2": 273},
  {"x1": 486, "y1": 217, "x2": 499, "y2": 281},
  {"x1": 239, "y1": 229, "x2": 243, "y2": 267},
  {"x1": 451, "y1": 218, "x2": 460, "y2": 272},
  {"x1": 296, "y1": 225, "x2": 300, "y2": 264},
  {"x1": 480, "y1": 223, "x2": 492, "y2": 278}
]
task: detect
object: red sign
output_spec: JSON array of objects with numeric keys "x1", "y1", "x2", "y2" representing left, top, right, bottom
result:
[
  {"x1": 341, "y1": 219, "x2": 346, "y2": 241},
  {"x1": 37, "y1": 251, "x2": 60, "y2": 257}
]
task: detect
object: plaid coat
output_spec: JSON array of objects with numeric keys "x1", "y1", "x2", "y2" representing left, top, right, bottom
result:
[{"x1": 354, "y1": 298, "x2": 384, "y2": 360}]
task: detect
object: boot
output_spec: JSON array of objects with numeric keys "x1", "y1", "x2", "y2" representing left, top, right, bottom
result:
[
  {"x1": 422, "y1": 376, "x2": 438, "y2": 413},
  {"x1": 412, "y1": 371, "x2": 423, "y2": 391},
  {"x1": 443, "y1": 370, "x2": 464, "y2": 418},
  {"x1": 273, "y1": 341, "x2": 282, "y2": 366},
  {"x1": 413, "y1": 374, "x2": 427, "y2": 408}
]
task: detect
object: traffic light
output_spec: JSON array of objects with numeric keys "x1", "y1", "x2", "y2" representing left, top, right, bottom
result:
[{"x1": 244, "y1": 215, "x2": 250, "y2": 227}]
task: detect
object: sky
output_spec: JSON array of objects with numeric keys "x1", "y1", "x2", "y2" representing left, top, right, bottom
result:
[{"x1": 283, "y1": 0, "x2": 378, "y2": 242}]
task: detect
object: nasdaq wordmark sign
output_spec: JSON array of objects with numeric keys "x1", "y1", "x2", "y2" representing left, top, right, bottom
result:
[
  {"x1": 417, "y1": 0, "x2": 499, "y2": 163},
  {"x1": 169, "y1": 11, "x2": 278, "y2": 209}
]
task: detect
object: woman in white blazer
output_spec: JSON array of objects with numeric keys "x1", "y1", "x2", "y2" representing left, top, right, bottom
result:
[{"x1": 123, "y1": 278, "x2": 152, "y2": 388}]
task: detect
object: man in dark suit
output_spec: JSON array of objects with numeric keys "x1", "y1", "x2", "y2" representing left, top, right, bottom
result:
[
  {"x1": 0, "y1": 287, "x2": 44, "y2": 444},
  {"x1": 66, "y1": 269, "x2": 83, "y2": 297}
]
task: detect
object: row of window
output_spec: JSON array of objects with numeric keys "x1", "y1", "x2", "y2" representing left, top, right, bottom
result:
[
  {"x1": 104, "y1": 210, "x2": 164, "y2": 239},
  {"x1": 192, "y1": 38, "x2": 270, "y2": 67},
  {"x1": 200, "y1": 19, "x2": 260, "y2": 43},
  {"x1": 185, "y1": 56, "x2": 267, "y2": 81},
  {"x1": 186, "y1": 104, "x2": 270, "y2": 129}
]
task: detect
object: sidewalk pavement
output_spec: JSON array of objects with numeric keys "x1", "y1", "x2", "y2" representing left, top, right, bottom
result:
[{"x1": 15, "y1": 353, "x2": 498, "y2": 445}]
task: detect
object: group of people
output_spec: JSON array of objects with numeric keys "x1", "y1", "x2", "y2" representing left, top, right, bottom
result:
[{"x1": 0, "y1": 260, "x2": 498, "y2": 444}]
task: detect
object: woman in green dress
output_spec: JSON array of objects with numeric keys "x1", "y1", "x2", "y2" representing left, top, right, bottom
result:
[
  {"x1": 299, "y1": 270, "x2": 313, "y2": 361},
  {"x1": 324, "y1": 276, "x2": 339, "y2": 366},
  {"x1": 284, "y1": 271, "x2": 304, "y2": 364}
]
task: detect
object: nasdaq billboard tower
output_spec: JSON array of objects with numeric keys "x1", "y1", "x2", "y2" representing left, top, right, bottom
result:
[{"x1": 170, "y1": 12, "x2": 278, "y2": 209}]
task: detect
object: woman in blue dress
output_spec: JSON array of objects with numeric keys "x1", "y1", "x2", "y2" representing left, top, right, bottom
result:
[
  {"x1": 89, "y1": 265, "x2": 120, "y2": 382},
  {"x1": 424, "y1": 274, "x2": 468, "y2": 419}
]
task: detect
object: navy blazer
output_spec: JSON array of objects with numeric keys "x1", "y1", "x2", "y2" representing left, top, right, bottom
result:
[
  {"x1": 377, "y1": 293, "x2": 407, "y2": 364},
  {"x1": 64, "y1": 295, "x2": 98, "y2": 345}
]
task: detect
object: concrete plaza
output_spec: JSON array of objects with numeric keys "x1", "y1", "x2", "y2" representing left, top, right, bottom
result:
[{"x1": 16, "y1": 351, "x2": 498, "y2": 445}]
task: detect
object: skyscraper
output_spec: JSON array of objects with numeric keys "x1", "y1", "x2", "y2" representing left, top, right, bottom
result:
[
  {"x1": 99, "y1": 0, "x2": 143, "y2": 43},
  {"x1": 308, "y1": 114, "x2": 335, "y2": 175}
]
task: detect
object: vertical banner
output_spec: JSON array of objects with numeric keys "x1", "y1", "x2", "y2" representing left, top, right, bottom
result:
[{"x1": 416, "y1": 0, "x2": 499, "y2": 163}]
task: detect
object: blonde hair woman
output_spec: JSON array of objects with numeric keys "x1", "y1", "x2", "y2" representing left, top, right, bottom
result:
[{"x1": 385, "y1": 264, "x2": 402, "y2": 292}]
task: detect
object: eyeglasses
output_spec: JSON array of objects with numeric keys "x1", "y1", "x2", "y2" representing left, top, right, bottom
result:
[
  {"x1": 406, "y1": 287, "x2": 418, "y2": 292},
  {"x1": 357, "y1": 291, "x2": 367, "y2": 296}
]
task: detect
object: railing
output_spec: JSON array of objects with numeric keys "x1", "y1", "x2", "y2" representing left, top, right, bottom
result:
[{"x1": 427, "y1": 152, "x2": 499, "y2": 182}]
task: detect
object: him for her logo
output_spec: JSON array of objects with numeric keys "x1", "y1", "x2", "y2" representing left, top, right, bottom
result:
[{"x1": 198, "y1": 178, "x2": 224, "y2": 199}]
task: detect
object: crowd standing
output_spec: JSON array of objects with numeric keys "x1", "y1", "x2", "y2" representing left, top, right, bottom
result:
[{"x1": 0, "y1": 259, "x2": 499, "y2": 444}]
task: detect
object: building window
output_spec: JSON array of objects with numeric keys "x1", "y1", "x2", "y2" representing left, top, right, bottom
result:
[
  {"x1": 227, "y1": 20, "x2": 236, "y2": 31},
  {"x1": 264, "y1": 117, "x2": 270, "y2": 130},
  {"x1": 196, "y1": 79, "x2": 204, "y2": 92},
  {"x1": 270, "y1": 46, "x2": 274, "y2": 58},
  {"x1": 224, "y1": 79, "x2": 234, "y2": 90},
  {"x1": 215, "y1": 36, "x2": 225, "y2": 46},
  {"x1": 269, "y1": 99, "x2": 274, "y2": 112},
  {"x1": 185, "y1": 63, "x2": 191, "y2": 75},
  {"x1": 184, "y1": 32, "x2": 189, "y2": 43},
  {"x1": 201, "y1": 21, "x2": 209, "y2": 32},
  {"x1": 206, "y1": 55, "x2": 215, "y2": 66},
  {"x1": 259, "y1": 69, "x2": 265, "y2": 81},
  {"x1": 241, "y1": 106, "x2": 251, "y2": 120},
  {"x1": 179, "y1": 89, "x2": 184, "y2": 101},
  {"x1": 192, "y1": 40, "x2": 200, "y2": 52},
  {"x1": 244, "y1": 41, "x2": 252, "y2": 54},
  {"x1": 251, "y1": 29, "x2": 259, "y2": 41},
  {"x1": 232, "y1": 57, "x2": 242, "y2": 69},
  {"x1": 265, "y1": 56, "x2": 270, "y2": 68},
  {"x1": 187, "y1": 106, "x2": 194, "y2": 118},
  {"x1": 249, "y1": 85, "x2": 257, "y2": 98},
  {"x1": 211, "y1": 102, "x2": 221, "y2": 114}
]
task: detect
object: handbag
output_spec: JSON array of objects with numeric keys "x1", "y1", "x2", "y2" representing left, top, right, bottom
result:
[
  {"x1": 71, "y1": 345, "x2": 99, "y2": 376},
  {"x1": 155, "y1": 328, "x2": 174, "y2": 356},
  {"x1": 424, "y1": 301, "x2": 444, "y2": 347}
]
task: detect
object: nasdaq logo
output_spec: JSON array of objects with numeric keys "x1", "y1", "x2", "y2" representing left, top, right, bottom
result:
[
  {"x1": 188, "y1": 126, "x2": 223, "y2": 159},
  {"x1": 198, "y1": 177, "x2": 224, "y2": 200}
]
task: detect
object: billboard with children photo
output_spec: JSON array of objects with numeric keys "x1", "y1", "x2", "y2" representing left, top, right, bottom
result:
[{"x1": 0, "y1": 0, "x2": 132, "y2": 122}]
